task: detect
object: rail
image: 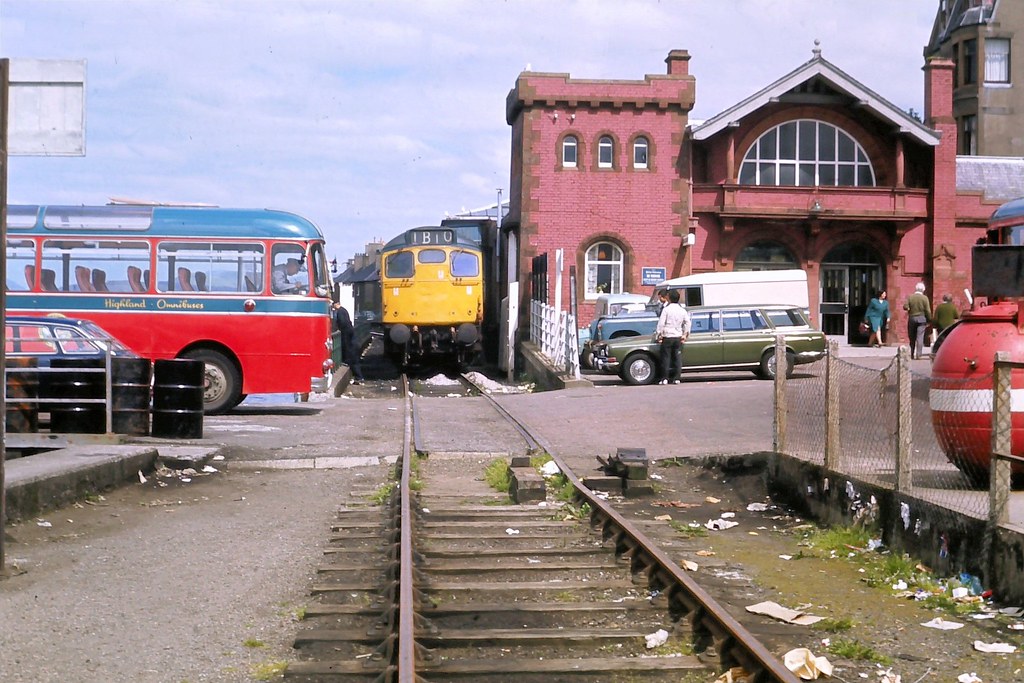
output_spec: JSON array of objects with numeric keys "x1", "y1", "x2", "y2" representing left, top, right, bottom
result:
[{"x1": 475, "y1": 386, "x2": 802, "y2": 682}]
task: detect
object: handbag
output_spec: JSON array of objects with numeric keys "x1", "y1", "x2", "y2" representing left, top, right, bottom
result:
[{"x1": 859, "y1": 320, "x2": 870, "y2": 334}]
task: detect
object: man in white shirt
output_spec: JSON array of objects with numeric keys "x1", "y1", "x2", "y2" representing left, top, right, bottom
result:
[{"x1": 654, "y1": 288, "x2": 690, "y2": 384}]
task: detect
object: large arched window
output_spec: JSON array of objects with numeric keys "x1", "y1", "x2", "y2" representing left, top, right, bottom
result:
[
  {"x1": 584, "y1": 241, "x2": 623, "y2": 299},
  {"x1": 734, "y1": 240, "x2": 798, "y2": 271},
  {"x1": 739, "y1": 120, "x2": 875, "y2": 187},
  {"x1": 562, "y1": 135, "x2": 578, "y2": 168}
]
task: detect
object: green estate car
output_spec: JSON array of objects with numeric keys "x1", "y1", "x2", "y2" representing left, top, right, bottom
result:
[{"x1": 592, "y1": 304, "x2": 826, "y2": 385}]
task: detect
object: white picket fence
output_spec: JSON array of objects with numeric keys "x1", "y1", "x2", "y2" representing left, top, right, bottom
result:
[{"x1": 530, "y1": 299, "x2": 580, "y2": 378}]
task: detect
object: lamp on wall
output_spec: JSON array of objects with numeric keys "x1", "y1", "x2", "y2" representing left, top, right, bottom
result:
[
  {"x1": 552, "y1": 112, "x2": 559, "y2": 122},
  {"x1": 809, "y1": 199, "x2": 824, "y2": 213}
]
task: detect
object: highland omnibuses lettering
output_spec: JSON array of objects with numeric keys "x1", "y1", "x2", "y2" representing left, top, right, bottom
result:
[
  {"x1": 104, "y1": 298, "x2": 147, "y2": 310},
  {"x1": 157, "y1": 299, "x2": 205, "y2": 310}
]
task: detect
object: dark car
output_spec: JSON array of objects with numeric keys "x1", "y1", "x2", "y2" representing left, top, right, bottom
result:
[
  {"x1": 593, "y1": 304, "x2": 826, "y2": 385},
  {"x1": 5, "y1": 316, "x2": 138, "y2": 366}
]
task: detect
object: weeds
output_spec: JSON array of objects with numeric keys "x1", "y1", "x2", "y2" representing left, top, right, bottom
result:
[
  {"x1": 368, "y1": 482, "x2": 394, "y2": 505},
  {"x1": 484, "y1": 458, "x2": 511, "y2": 493},
  {"x1": 814, "y1": 617, "x2": 854, "y2": 633},
  {"x1": 242, "y1": 638, "x2": 265, "y2": 648},
  {"x1": 250, "y1": 660, "x2": 287, "y2": 681},
  {"x1": 669, "y1": 520, "x2": 708, "y2": 538},
  {"x1": 826, "y1": 637, "x2": 891, "y2": 664}
]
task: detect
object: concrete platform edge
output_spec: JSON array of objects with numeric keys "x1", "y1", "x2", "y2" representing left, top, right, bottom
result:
[{"x1": 520, "y1": 341, "x2": 592, "y2": 391}]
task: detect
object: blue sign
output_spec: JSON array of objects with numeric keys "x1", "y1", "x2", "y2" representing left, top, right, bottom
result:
[{"x1": 641, "y1": 267, "x2": 667, "y2": 286}]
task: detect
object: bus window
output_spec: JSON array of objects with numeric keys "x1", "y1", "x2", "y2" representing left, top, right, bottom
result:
[
  {"x1": 450, "y1": 250, "x2": 479, "y2": 277},
  {"x1": 385, "y1": 251, "x2": 415, "y2": 278},
  {"x1": 42, "y1": 239, "x2": 150, "y2": 293},
  {"x1": 7, "y1": 239, "x2": 35, "y2": 291},
  {"x1": 307, "y1": 243, "x2": 331, "y2": 297},
  {"x1": 157, "y1": 241, "x2": 264, "y2": 293},
  {"x1": 270, "y1": 244, "x2": 307, "y2": 295}
]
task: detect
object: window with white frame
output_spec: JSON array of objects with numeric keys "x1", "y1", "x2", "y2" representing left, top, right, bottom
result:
[
  {"x1": 738, "y1": 119, "x2": 876, "y2": 187},
  {"x1": 985, "y1": 38, "x2": 1010, "y2": 84},
  {"x1": 633, "y1": 137, "x2": 649, "y2": 168},
  {"x1": 584, "y1": 241, "x2": 623, "y2": 298},
  {"x1": 562, "y1": 135, "x2": 578, "y2": 168},
  {"x1": 598, "y1": 136, "x2": 614, "y2": 168}
]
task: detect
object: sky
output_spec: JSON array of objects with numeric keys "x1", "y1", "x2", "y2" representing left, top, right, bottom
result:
[{"x1": 0, "y1": 0, "x2": 939, "y2": 266}]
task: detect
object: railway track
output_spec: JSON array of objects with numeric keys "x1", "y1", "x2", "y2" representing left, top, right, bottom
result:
[{"x1": 286, "y1": 374, "x2": 800, "y2": 682}]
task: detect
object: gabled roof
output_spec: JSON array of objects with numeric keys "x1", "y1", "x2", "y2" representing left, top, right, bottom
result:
[{"x1": 691, "y1": 49, "x2": 939, "y2": 146}]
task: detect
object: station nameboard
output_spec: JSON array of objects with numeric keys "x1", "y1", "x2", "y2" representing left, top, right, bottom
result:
[{"x1": 642, "y1": 267, "x2": 667, "y2": 286}]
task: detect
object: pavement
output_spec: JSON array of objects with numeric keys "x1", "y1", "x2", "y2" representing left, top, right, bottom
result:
[{"x1": 0, "y1": 343, "x2": 932, "y2": 523}]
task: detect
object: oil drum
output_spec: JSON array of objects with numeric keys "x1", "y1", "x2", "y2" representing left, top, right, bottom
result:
[
  {"x1": 6, "y1": 357, "x2": 39, "y2": 434},
  {"x1": 48, "y1": 358, "x2": 105, "y2": 434},
  {"x1": 152, "y1": 359, "x2": 204, "y2": 439},
  {"x1": 930, "y1": 301, "x2": 1024, "y2": 486},
  {"x1": 111, "y1": 357, "x2": 152, "y2": 436}
]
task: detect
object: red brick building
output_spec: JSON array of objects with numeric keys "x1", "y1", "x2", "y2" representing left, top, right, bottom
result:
[{"x1": 505, "y1": 46, "x2": 1014, "y2": 345}]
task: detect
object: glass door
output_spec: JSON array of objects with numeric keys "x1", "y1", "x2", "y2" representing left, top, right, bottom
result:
[{"x1": 819, "y1": 266, "x2": 848, "y2": 338}]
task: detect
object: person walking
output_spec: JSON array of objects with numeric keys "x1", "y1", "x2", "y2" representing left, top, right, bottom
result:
[
  {"x1": 333, "y1": 303, "x2": 364, "y2": 384},
  {"x1": 863, "y1": 289, "x2": 890, "y2": 348},
  {"x1": 903, "y1": 282, "x2": 932, "y2": 360},
  {"x1": 933, "y1": 293, "x2": 960, "y2": 333},
  {"x1": 654, "y1": 289, "x2": 690, "y2": 384}
]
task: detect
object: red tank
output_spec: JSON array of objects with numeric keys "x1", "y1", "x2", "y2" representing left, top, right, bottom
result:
[{"x1": 930, "y1": 301, "x2": 1024, "y2": 487}]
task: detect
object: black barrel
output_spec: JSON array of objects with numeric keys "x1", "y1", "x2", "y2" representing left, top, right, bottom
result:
[
  {"x1": 48, "y1": 358, "x2": 105, "y2": 434},
  {"x1": 111, "y1": 357, "x2": 152, "y2": 436},
  {"x1": 6, "y1": 357, "x2": 39, "y2": 434},
  {"x1": 152, "y1": 359, "x2": 204, "y2": 439}
]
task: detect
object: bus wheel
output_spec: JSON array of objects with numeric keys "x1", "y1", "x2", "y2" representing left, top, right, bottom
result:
[{"x1": 182, "y1": 349, "x2": 241, "y2": 415}]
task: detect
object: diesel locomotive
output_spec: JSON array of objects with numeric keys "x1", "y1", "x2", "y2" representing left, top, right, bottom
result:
[{"x1": 379, "y1": 219, "x2": 497, "y2": 368}]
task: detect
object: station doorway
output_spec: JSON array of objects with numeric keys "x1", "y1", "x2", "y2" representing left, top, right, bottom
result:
[{"x1": 819, "y1": 243, "x2": 883, "y2": 344}]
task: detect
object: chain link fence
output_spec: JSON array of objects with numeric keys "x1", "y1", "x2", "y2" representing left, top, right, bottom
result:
[{"x1": 781, "y1": 344, "x2": 1000, "y2": 527}]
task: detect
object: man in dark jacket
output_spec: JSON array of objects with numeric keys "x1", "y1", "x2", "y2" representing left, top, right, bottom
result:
[{"x1": 333, "y1": 304, "x2": 364, "y2": 384}]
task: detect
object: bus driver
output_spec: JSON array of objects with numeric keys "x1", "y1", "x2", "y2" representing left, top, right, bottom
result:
[{"x1": 272, "y1": 258, "x2": 305, "y2": 294}]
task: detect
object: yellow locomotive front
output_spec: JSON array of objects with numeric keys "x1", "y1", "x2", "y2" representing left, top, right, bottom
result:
[{"x1": 380, "y1": 227, "x2": 485, "y2": 367}]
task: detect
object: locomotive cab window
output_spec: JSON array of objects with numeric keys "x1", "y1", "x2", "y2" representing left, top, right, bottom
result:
[
  {"x1": 417, "y1": 249, "x2": 446, "y2": 264},
  {"x1": 385, "y1": 251, "x2": 415, "y2": 278},
  {"x1": 450, "y1": 251, "x2": 479, "y2": 277}
]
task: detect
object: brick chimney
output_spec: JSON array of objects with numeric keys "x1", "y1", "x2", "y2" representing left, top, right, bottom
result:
[{"x1": 665, "y1": 50, "x2": 690, "y2": 76}]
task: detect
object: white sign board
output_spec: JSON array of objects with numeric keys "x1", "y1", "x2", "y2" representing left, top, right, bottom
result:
[{"x1": 9, "y1": 59, "x2": 86, "y2": 156}]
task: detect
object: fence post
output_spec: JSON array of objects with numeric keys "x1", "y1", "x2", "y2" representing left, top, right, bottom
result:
[
  {"x1": 823, "y1": 340, "x2": 840, "y2": 470},
  {"x1": 895, "y1": 345, "x2": 913, "y2": 493},
  {"x1": 990, "y1": 351, "x2": 1011, "y2": 527},
  {"x1": 773, "y1": 335, "x2": 787, "y2": 453}
]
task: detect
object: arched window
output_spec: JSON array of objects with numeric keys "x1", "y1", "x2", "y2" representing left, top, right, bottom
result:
[
  {"x1": 584, "y1": 241, "x2": 623, "y2": 299},
  {"x1": 562, "y1": 135, "x2": 578, "y2": 168},
  {"x1": 734, "y1": 241, "x2": 798, "y2": 271},
  {"x1": 633, "y1": 137, "x2": 649, "y2": 169},
  {"x1": 739, "y1": 120, "x2": 875, "y2": 187},
  {"x1": 598, "y1": 136, "x2": 614, "y2": 168}
]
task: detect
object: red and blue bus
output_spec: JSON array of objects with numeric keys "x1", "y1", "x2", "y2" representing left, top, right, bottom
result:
[{"x1": 4, "y1": 204, "x2": 335, "y2": 413}]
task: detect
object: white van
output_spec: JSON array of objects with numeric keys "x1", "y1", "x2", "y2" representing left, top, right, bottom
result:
[{"x1": 650, "y1": 269, "x2": 809, "y2": 309}]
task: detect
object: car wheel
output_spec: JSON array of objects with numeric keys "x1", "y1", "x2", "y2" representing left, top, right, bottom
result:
[
  {"x1": 181, "y1": 348, "x2": 242, "y2": 415},
  {"x1": 759, "y1": 349, "x2": 795, "y2": 380},
  {"x1": 622, "y1": 354, "x2": 657, "y2": 386},
  {"x1": 581, "y1": 350, "x2": 595, "y2": 369}
]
